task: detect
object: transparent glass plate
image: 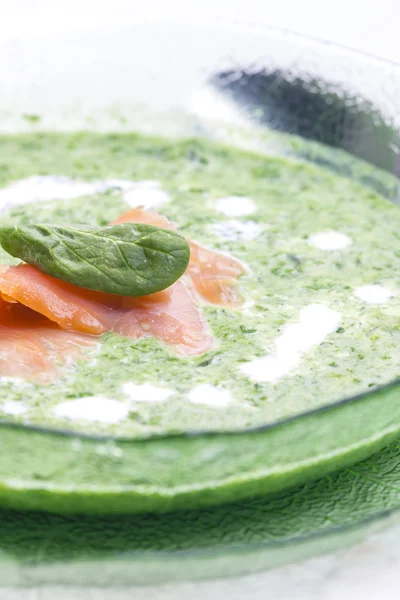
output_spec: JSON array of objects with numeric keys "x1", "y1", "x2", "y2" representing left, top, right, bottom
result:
[{"x1": 0, "y1": 21, "x2": 400, "y2": 588}]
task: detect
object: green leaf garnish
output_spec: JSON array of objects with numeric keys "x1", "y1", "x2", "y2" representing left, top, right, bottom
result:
[{"x1": 0, "y1": 223, "x2": 190, "y2": 296}]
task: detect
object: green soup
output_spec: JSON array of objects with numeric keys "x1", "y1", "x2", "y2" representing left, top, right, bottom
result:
[{"x1": 0, "y1": 131, "x2": 399, "y2": 438}]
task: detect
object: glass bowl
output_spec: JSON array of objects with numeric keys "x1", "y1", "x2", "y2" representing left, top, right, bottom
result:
[{"x1": 1, "y1": 21, "x2": 400, "y2": 592}]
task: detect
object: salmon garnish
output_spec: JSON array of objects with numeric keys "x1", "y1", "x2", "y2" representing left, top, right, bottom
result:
[
  {"x1": 0, "y1": 207, "x2": 243, "y2": 381},
  {"x1": 0, "y1": 298, "x2": 97, "y2": 382},
  {"x1": 0, "y1": 264, "x2": 115, "y2": 335},
  {"x1": 186, "y1": 241, "x2": 244, "y2": 307},
  {"x1": 113, "y1": 207, "x2": 173, "y2": 230},
  {"x1": 112, "y1": 208, "x2": 245, "y2": 307},
  {"x1": 0, "y1": 263, "x2": 212, "y2": 355},
  {"x1": 115, "y1": 280, "x2": 213, "y2": 356}
]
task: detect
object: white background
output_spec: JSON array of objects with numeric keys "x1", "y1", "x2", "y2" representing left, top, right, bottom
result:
[{"x1": 1, "y1": 0, "x2": 400, "y2": 63}]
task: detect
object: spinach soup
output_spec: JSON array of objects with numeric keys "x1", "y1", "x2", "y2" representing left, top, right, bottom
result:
[{"x1": 0, "y1": 131, "x2": 398, "y2": 438}]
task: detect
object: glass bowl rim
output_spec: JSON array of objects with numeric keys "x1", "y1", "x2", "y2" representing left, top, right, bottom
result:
[{"x1": 0, "y1": 21, "x2": 399, "y2": 443}]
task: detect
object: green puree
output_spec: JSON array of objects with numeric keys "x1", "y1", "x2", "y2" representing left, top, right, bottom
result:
[{"x1": 0, "y1": 132, "x2": 400, "y2": 437}]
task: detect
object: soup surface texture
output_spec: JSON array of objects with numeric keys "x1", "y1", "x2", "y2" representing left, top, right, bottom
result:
[{"x1": 0, "y1": 132, "x2": 399, "y2": 437}]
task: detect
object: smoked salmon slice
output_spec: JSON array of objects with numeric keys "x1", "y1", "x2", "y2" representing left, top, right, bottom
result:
[
  {"x1": 0, "y1": 207, "x2": 243, "y2": 381},
  {"x1": 0, "y1": 264, "x2": 116, "y2": 335},
  {"x1": 0, "y1": 298, "x2": 97, "y2": 382},
  {"x1": 186, "y1": 242, "x2": 244, "y2": 307},
  {"x1": 112, "y1": 208, "x2": 245, "y2": 307},
  {"x1": 115, "y1": 281, "x2": 213, "y2": 356},
  {"x1": 0, "y1": 264, "x2": 212, "y2": 358}
]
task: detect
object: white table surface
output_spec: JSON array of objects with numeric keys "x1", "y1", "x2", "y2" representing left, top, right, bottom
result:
[
  {"x1": 1, "y1": 1, "x2": 400, "y2": 598},
  {"x1": 1, "y1": 0, "x2": 399, "y2": 63}
]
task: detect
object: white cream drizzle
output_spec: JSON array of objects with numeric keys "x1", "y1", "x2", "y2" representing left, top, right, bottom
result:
[
  {"x1": 0, "y1": 401, "x2": 27, "y2": 416},
  {"x1": 215, "y1": 196, "x2": 256, "y2": 217},
  {"x1": 211, "y1": 220, "x2": 263, "y2": 241},
  {"x1": 241, "y1": 304, "x2": 341, "y2": 383},
  {"x1": 120, "y1": 382, "x2": 173, "y2": 404},
  {"x1": 354, "y1": 285, "x2": 394, "y2": 304},
  {"x1": 308, "y1": 231, "x2": 353, "y2": 251},
  {"x1": 188, "y1": 384, "x2": 233, "y2": 408},
  {"x1": 0, "y1": 175, "x2": 136, "y2": 212},
  {"x1": 52, "y1": 396, "x2": 129, "y2": 424}
]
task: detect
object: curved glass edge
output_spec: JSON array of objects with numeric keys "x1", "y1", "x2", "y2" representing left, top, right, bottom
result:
[
  {"x1": 0, "y1": 23, "x2": 397, "y2": 451},
  {"x1": 1, "y1": 444, "x2": 400, "y2": 587},
  {"x1": 0, "y1": 379, "x2": 399, "y2": 514},
  {"x1": 0, "y1": 512, "x2": 393, "y2": 587}
]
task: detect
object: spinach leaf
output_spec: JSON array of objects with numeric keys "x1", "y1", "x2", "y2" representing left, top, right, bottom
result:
[{"x1": 0, "y1": 223, "x2": 190, "y2": 296}]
